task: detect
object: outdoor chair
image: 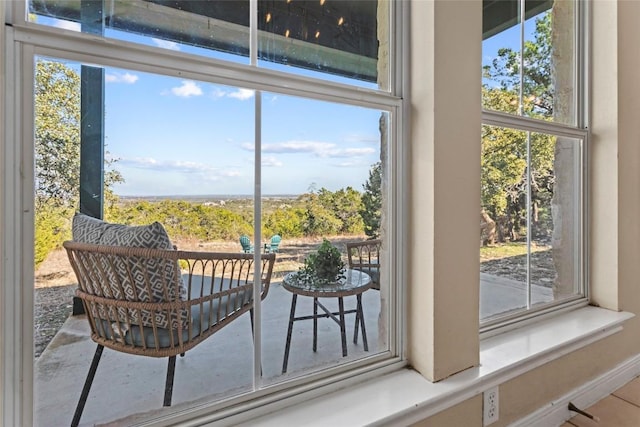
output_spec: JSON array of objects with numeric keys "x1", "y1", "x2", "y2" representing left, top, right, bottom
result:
[
  {"x1": 64, "y1": 214, "x2": 275, "y2": 427},
  {"x1": 346, "y1": 239, "x2": 381, "y2": 290},
  {"x1": 239, "y1": 234, "x2": 254, "y2": 253},
  {"x1": 346, "y1": 239, "x2": 381, "y2": 345},
  {"x1": 267, "y1": 234, "x2": 282, "y2": 253}
]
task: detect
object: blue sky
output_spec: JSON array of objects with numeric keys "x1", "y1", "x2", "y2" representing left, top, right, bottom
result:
[
  {"x1": 44, "y1": 17, "x2": 382, "y2": 197},
  {"x1": 103, "y1": 71, "x2": 381, "y2": 197},
  {"x1": 40, "y1": 11, "x2": 541, "y2": 197}
]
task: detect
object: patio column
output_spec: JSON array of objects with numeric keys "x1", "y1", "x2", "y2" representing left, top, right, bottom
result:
[
  {"x1": 376, "y1": 0, "x2": 389, "y2": 351},
  {"x1": 550, "y1": 0, "x2": 576, "y2": 299},
  {"x1": 79, "y1": 0, "x2": 105, "y2": 219},
  {"x1": 75, "y1": 0, "x2": 105, "y2": 315}
]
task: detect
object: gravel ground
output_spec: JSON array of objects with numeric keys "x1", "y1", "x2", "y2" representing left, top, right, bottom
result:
[
  {"x1": 480, "y1": 249, "x2": 556, "y2": 286},
  {"x1": 34, "y1": 283, "x2": 76, "y2": 358}
]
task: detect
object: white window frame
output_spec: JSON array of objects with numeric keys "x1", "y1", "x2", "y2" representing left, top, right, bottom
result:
[
  {"x1": 0, "y1": 1, "x2": 409, "y2": 425},
  {"x1": 480, "y1": 0, "x2": 590, "y2": 333}
]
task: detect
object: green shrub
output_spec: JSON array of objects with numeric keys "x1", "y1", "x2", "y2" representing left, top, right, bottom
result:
[
  {"x1": 34, "y1": 205, "x2": 71, "y2": 267},
  {"x1": 296, "y1": 239, "x2": 345, "y2": 285}
]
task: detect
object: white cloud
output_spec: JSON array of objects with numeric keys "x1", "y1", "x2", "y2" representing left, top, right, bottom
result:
[
  {"x1": 120, "y1": 157, "x2": 240, "y2": 180},
  {"x1": 336, "y1": 161, "x2": 358, "y2": 167},
  {"x1": 262, "y1": 156, "x2": 283, "y2": 167},
  {"x1": 123, "y1": 157, "x2": 158, "y2": 167},
  {"x1": 171, "y1": 80, "x2": 203, "y2": 97},
  {"x1": 211, "y1": 87, "x2": 228, "y2": 98},
  {"x1": 247, "y1": 141, "x2": 334, "y2": 154},
  {"x1": 335, "y1": 147, "x2": 377, "y2": 157},
  {"x1": 228, "y1": 88, "x2": 255, "y2": 100},
  {"x1": 152, "y1": 38, "x2": 181, "y2": 51},
  {"x1": 105, "y1": 72, "x2": 139, "y2": 84},
  {"x1": 209, "y1": 87, "x2": 255, "y2": 101},
  {"x1": 343, "y1": 134, "x2": 378, "y2": 144},
  {"x1": 243, "y1": 140, "x2": 376, "y2": 159},
  {"x1": 53, "y1": 20, "x2": 81, "y2": 32}
]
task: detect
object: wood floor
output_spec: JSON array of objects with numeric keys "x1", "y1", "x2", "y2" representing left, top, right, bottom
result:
[{"x1": 561, "y1": 375, "x2": 640, "y2": 426}]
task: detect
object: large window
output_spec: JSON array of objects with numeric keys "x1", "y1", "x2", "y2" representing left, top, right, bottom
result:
[
  {"x1": 14, "y1": 1, "x2": 403, "y2": 425},
  {"x1": 480, "y1": 0, "x2": 586, "y2": 327}
]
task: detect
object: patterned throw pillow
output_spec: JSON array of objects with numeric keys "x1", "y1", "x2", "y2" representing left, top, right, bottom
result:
[
  {"x1": 72, "y1": 213, "x2": 187, "y2": 330},
  {"x1": 72, "y1": 213, "x2": 110, "y2": 244}
]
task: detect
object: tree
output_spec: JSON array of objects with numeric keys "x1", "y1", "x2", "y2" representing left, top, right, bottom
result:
[
  {"x1": 35, "y1": 60, "x2": 82, "y2": 208},
  {"x1": 481, "y1": 11, "x2": 556, "y2": 244},
  {"x1": 360, "y1": 162, "x2": 381, "y2": 238},
  {"x1": 483, "y1": 12, "x2": 553, "y2": 120},
  {"x1": 300, "y1": 190, "x2": 342, "y2": 237},
  {"x1": 317, "y1": 187, "x2": 364, "y2": 235},
  {"x1": 34, "y1": 59, "x2": 123, "y2": 265}
]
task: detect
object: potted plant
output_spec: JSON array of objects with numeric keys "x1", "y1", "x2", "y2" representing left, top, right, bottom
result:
[{"x1": 296, "y1": 239, "x2": 346, "y2": 286}]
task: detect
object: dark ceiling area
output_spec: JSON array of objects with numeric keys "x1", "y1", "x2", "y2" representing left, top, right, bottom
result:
[
  {"x1": 149, "y1": 1, "x2": 379, "y2": 59},
  {"x1": 30, "y1": 0, "x2": 379, "y2": 81},
  {"x1": 482, "y1": 0, "x2": 553, "y2": 39},
  {"x1": 29, "y1": 0, "x2": 553, "y2": 82}
]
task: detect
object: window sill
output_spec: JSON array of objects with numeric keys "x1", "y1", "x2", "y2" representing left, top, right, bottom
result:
[{"x1": 222, "y1": 306, "x2": 633, "y2": 427}]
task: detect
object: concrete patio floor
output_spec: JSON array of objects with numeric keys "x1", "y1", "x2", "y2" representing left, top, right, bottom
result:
[{"x1": 34, "y1": 274, "x2": 553, "y2": 426}]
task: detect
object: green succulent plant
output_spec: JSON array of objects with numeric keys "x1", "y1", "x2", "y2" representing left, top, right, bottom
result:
[{"x1": 296, "y1": 239, "x2": 345, "y2": 285}]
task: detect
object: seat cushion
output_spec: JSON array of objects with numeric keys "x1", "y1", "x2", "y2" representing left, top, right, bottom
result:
[
  {"x1": 96, "y1": 276, "x2": 254, "y2": 348},
  {"x1": 357, "y1": 266, "x2": 379, "y2": 290}
]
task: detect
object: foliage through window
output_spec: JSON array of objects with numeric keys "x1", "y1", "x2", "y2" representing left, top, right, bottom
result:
[{"x1": 481, "y1": 0, "x2": 585, "y2": 325}]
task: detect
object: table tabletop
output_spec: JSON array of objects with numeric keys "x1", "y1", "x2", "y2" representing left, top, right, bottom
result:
[{"x1": 282, "y1": 269, "x2": 372, "y2": 298}]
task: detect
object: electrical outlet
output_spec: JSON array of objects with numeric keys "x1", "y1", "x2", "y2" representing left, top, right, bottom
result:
[{"x1": 483, "y1": 386, "x2": 499, "y2": 425}]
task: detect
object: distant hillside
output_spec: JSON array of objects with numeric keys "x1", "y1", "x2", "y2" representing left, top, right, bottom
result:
[{"x1": 118, "y1": 194, "x2": 299, "y2": 203}]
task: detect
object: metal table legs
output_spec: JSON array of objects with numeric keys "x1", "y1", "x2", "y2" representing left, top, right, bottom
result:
[{"x1": 282, "y1": 294, "x2": 368, "y2": 374}]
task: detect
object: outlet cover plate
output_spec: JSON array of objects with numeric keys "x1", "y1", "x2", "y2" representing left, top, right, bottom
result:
[{"x1": 483, "y1": 386, "x2": 499, "y2": 425}]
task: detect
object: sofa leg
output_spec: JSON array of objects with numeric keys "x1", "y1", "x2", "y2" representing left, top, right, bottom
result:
[
  {"x1": 164, "y1": 356, "x2": 176, "y2": 407},
  {"x1": 71, "y1": 344, "x2": 104, "y2": 427}
]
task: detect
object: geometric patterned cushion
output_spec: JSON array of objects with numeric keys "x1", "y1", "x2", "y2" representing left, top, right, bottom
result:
[
  {"x1": 72, "y1": 213, "x2": 187, "y2": 329},
  {"x1": 99, "y1": 221, "x2": 174, "y2": 249},
  {"x1": 72, "y1": 212, "x2": 110, "y2": 244}
]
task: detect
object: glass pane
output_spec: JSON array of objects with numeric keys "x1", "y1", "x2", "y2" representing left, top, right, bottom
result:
[
  {"x1": 530, "y1": 132, "x2": 580, "y2": 304},
  {"x1": 259, "y1": 94, "x2": 388, "y2": 381},
  {"x1": 482, "y1": 0, "x2": 577, "y2": 126},
  {"x1": 481, "y1": 125, "x2": 582, "y2": 322},
  {"x1": 29, "y1": 0, "x2": 250, "y2": 63},
  {"x1": 482, "y1": 0, "x2": 522, "y2": 114},
  {"x1": 33, "y1": 58, "x2": 81, "y2": 360},
  {"x1": 33, "y1": 57, "x2": 257, "y2": 426},
  {"x1": 28, "y1": 0, "x2": 389, "y2": 89},
  {"x1": 257, "y1": 0, "x2": 388, "y2": 89},
  {"x1": 523, "y1": 1, "x2": 576, "y2": 125},
  {"x1": 480, "y1": 125, "x2": 528, "y2": 320}
]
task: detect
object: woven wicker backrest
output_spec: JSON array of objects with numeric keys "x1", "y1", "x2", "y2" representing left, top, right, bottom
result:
[{"x1": 64, "y1": 241, "x2": 276, "y2": 357}]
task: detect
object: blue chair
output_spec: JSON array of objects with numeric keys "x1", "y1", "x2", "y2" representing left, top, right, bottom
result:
[
  {"x1": 268, "y1": 235, "x2": 282, "y2": 253},
  {"x1": 239, "y1": 235, "x2": 254, "y2": 253}
]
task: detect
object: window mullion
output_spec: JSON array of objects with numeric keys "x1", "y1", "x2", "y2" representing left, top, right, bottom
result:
[
  {"x1": 526, "y1": 131, "x2": 532, "y2": 310},
  {"x1": 518, "y1": 0, "x2": 525, "y2": 117}
]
